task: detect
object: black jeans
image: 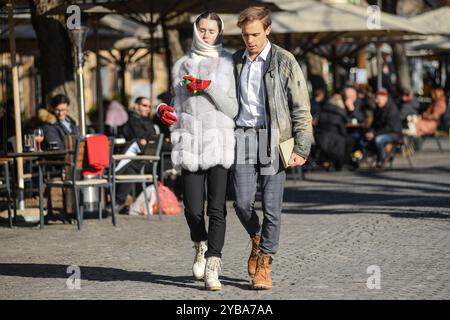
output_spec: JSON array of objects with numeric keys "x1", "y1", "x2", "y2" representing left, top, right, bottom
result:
[{"x1": 182, "y1": 165, "x2": 229, "y2": 258}]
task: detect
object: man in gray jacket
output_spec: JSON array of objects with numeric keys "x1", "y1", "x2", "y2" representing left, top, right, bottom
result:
[{"x1": 232, "y1": 6, "x2": 314, "y2": 290}]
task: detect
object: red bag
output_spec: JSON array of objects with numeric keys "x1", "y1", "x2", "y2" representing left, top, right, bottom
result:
[{"x1": 152, "y1": 182, "x2": 181, "y2": 215}]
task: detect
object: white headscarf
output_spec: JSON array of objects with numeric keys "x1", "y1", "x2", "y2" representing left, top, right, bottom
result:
[{"x1": 191, "y1": 13, "x2": 224, "y2": 58}]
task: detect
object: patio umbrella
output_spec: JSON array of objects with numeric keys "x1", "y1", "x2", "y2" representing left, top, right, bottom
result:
[
  {"x1": 0, "y1": 20, "x2": 143, "y2": 54},
  {"x1": 45, "y1": 4, "x2": 153, "y2": 134},
  {"x1": 221, "y1": 0, "x2": 427, "y2": 90},
  {"x1": 408, "y1": 35, "x2": 450, "y2": 54},
  {"x1": 409, "y1": 6, "x2": 450, "y2": 36},
  {"x1": 47, "y1": 0, "x2": 282, "y2": 108},
  {"x1": 222, "y1": 0, "x2": 426, "y2": 45},
  {"x1": 407, "y1": 8, "x2": 450, "y2": 89}
]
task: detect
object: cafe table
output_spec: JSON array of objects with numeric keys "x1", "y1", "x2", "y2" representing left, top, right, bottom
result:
[{"x1": 0, "y1": 150, "x2": 69, "y2": 225}]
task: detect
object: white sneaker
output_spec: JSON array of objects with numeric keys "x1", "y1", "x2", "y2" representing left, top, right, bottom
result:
[
  {"x1": 192, "y1": 241, "x2": 207, "y2": 280},
  {"x1": 204, "y1": 256, "x2": 222, "y2": 291}
]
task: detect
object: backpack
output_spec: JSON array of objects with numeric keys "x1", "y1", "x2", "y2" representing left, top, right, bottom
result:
[{"x1": 152, "y1": 182, "x2": 182, "y2": 215}]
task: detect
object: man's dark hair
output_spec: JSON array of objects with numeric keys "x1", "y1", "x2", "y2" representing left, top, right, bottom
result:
[
  {"x1": 135, "y1": 97, "x2": 149, "y2": 105},
  {"x1": 50, "y1": 94, "x2": 70, "y2": 109}
]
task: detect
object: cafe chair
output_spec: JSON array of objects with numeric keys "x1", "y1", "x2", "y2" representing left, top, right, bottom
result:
[
  {"x1": 387, "y1": 137, "x2": 415, "y2": 169},
  {"x1": 0, "y1": 159, "x2": 15, "y2": 228},
  {"x1": 37, "y1": 135, "x2": 115, "y2": 230},
  {"x1": 112, "y1": 134, "x2": 163, "y2": 220}
]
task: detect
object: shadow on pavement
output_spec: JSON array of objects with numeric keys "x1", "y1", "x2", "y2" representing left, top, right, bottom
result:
[
  {"x1": 281, "y1": 188, "x2": 449, "y2": 209},
  {"x1": 278, "y1": 164, "x2": 450, "y2": 218},
  {"x1": 0, "y1": 263, "x2": 250, "y2": 290},
  {"x1": 280, "y1": 206, "x2": 450, "y2": 220}
]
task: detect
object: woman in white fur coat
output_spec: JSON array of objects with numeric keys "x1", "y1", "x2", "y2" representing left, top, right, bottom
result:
[{"x1": 156, "y1": 12, "x2": 238, "y2": 291}]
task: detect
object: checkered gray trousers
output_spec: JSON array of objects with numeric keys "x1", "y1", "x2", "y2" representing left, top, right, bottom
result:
[{"x1": 231, "y1": 158, "x2": 286, "y2": 255}]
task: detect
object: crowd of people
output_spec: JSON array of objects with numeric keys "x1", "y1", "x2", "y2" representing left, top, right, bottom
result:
[{"x1": 310, "y1": 82, "x2": 448, "y2": 171}]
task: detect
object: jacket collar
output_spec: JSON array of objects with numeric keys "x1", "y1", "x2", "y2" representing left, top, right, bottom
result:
[
  {"x1": 236, "y1": 42, "x2": 278, "y2": 76},
  {"x1": 242, "y1": 40, "x2": 271, "y2": 62}
]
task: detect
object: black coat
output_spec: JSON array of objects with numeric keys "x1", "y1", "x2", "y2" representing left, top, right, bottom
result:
[
  {"x1": 399, "y1": 98, "x2": 420, "y2": 121},
  {"x1": 371, "y1": 101, "x2": 403, "y2": 140},
  {"x1": 120, "y1": 111, "x2": 157, "y2": 141},
  {"x1": 346, "y1": 98, "x2": 366, "y2": 123},
  {"x1": 316, "y1": 103, "x2": 348, "y2": 163},
  {"x1": 42, "y1": 117, "x2": 80, "y2": 150}
]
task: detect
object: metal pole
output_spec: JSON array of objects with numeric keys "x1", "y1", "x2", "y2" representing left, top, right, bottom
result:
[
  {"x1": 7, "y1": 0, "x2": 25, "y2": 210},
  {"x1": 377, "y1": 44, "x2": 383, "y2": 90},
  {"x1": 161, "y1": 21, "x2": 173, "y2": 90},
  {"x1": 149, "y1": 5, "x2": 154, "y2": 109},
  {"x1": 440, "y1": 58, "x2": 446, "y2": 88},
  {"x1": 76, "y1": 61, "x2": 86, "y2": 137},
  {"x1": 376, "y1": 0, "x2": 382, "y2": 90},
  {"x1": 70, "y1": 26, "x2": 88, "y2": 137},
  {"x1": 94, "y1": 19, "x2": 104, "y2": 134}
]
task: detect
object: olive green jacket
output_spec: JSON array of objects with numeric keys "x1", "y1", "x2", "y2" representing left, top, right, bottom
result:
[{"x1": 233, "y1": 43, "x2": 314, "y2": 159}]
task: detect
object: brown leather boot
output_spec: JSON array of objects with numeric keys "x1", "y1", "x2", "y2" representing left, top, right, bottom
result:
[
  {"x1": 248, "y1": 234, "x2": 261, "y2": 277},
  {"x1": 252, "y1": 253, "x2": 272, "y2": 290}
]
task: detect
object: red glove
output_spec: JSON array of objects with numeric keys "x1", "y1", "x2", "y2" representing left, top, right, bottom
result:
[
  {"x1": 182, "y1": 75, "x2": 211, "y2": 95},
  {"x1": 157, "y1": 103, "x2": 177, "y2": 126}
]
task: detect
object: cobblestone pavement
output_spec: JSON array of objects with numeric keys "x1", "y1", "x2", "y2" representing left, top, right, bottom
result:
[{"x1": 0, "y1": 138, "x2": 449, "y2": 300}]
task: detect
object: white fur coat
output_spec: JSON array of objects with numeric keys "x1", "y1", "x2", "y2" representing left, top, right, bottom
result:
[{"x1": 170, "y1": 51, "x2": 238, "y2": 172}]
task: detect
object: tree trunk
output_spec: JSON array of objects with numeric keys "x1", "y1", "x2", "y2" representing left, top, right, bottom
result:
[
  {"x1": 390, "y1": 0, "x2": 425, "y2": 94},
  {"x1": 392, "y1": 43, "x2": 412, "y2": 93},
  {"x1": 376, "y1": 0, "x2": 423, "y2": 94},
  {"x1": 305, "y1": 52, "x2": 326, "y2": 92},
  {"x1": 161, "y1": 22, "x2": 172, "y2": 89},
  {"x1": 118, "y1": 50, "x2": 127, "y2": 108},
  {"x1": 30, "y1": 0, "x2": 78, "y2": 121}
]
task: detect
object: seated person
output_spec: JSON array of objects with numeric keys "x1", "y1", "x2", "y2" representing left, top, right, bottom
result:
[
  {"x1": 398, "y1": 88, "x2": 420, "y2": 128},
  {"x1": 343, "y1": 84, "x2": 366, "y2": 124},
  {"x1": 41, "y1": 94, "x2": 80, "y2": 150},
  {"x1": 310, "y1": 87, "x2": 327, "y2": 121},
  {"x1": 364, "y1": 89, "x2": 403, "y2": 168},
  {"x1": 343, "y1": 84, "x2": 368, "y2": 152},
  {"x1": 315, "y1": 94, "x2": 355, "y2": 171},
  {"x1": 114, "y1": 97, "x2": 159, "y2": 212},
  {"x1": 121, "y1": 97, "x2": 159, "y2": 141},
  {"x1": 404, "y1": 87, "x2": 446, "y2": 137}
]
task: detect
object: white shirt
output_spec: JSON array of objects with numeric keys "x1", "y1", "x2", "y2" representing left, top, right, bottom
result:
[
  {"x1": 60, "y1": 117, "x2": 73, "y2": 133},
  {"x1": 236, "y1": 41, "x2": 272, "y2": 128}
]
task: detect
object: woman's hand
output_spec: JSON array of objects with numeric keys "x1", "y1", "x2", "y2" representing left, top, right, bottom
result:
[
  {"x1": 156, "y1": 103, "x2": 177, "y2": 126},
  {"x1": 182, "y1": 75, "x2": 211, "y2": 95}
]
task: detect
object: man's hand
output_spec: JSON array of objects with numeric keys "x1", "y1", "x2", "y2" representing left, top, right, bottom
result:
[
  {"x1": 182, "y1": 75, "x2": 211, "y2": 95},
  {"x1": 365, "y1": 131, "x2": 375, "y2": 141},
  {"x1": 288, "y1": 152, "x2": 306, "y2": 167},
  {"x1": 156, "y1": 103, "x2": 177, "y2": 126},
  {"x1": 345, "y1": 98, "x2": 355, "y2": 112}
]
